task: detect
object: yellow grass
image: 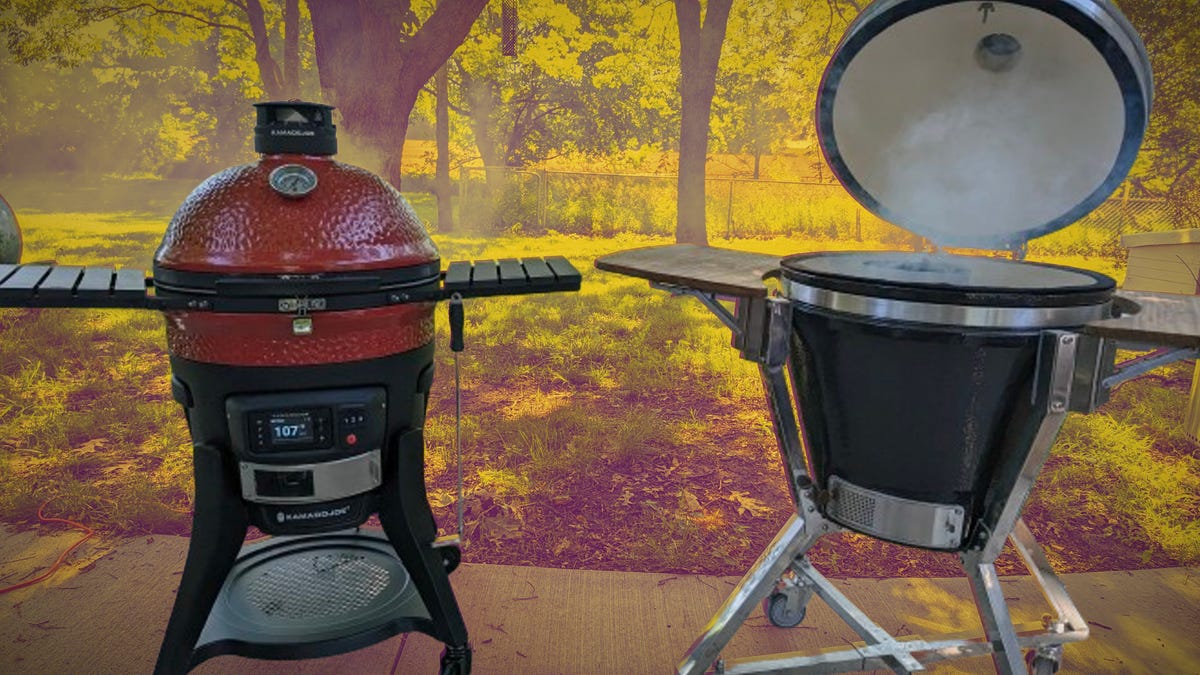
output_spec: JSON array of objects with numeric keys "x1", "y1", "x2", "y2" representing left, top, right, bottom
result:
[{"x1": 0, "y1": 210, "x2": 1193, "y2": 571}]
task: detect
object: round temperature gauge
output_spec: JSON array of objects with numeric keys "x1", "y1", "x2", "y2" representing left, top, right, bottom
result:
[{"x1": 268, "y1": 164, "x2": 318, "y2": 198}]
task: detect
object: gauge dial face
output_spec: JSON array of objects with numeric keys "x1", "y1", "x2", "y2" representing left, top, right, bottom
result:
[{"x1": 268, "y1": 164, "x2": 318, "y2": 198}]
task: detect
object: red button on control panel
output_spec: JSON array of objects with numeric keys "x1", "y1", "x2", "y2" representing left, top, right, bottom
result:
[{"x1": 345, "y1": 433, "x2": 358, "y2": 446}]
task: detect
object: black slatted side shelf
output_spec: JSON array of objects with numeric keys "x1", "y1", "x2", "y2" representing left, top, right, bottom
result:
[
  {"x1": 0, "y1": 265, "x2": 52, "y2": 292},
  {"x1": 0, "y1": 265, "x2": 152, "y2": 309},
  {"x1": 38, "y1": 266, "x2": 87, "y2": 297},
  {"x1": 545, "y1": 256, "x2": 582, "y2": 287},
  {"x1": 522, "y1": 259, "x2": 555, "y2": 287},
  {"x1": 441, "y1": 258, "x2": 582, "y2": 298},
  {"x1": 472, "y1": 261, "x2": 500, "y2": 289},
  {"x1": 498, "y1": 259, "x2": 526, "y2": 284}
]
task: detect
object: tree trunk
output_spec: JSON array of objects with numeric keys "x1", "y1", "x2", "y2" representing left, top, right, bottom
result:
[
  {"x1": 435, "y1": 63, "x2": 454, "y2": 232},
  {"x1": 283, "y1": 0, "x2": 300, "y2": 95},
  {"x1": 749, "y1": 88, "x2": 761, "y2": 179},
  {"x1": 462, "y1": 70, "x2": 503, "y2": 195},
  {"x1": 307, "y1": 0, "x2": 488, "y2": 190},
  {"x1": 202, "y1": 26, "x2": 243, "y2": 166},
  {"x1": 381, "y1": 90, "x2": 417, "y2": 188},
  {"x1": 674, "y1": 0, "x2": 734, "y2": 245},
  {"x1": 242, "y1": 0, "x2": 285, "y2": 99}
]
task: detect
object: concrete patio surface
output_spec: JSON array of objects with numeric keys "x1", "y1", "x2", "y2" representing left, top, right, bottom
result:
[{"x1": 1, "y1": 527, "x2": 1197, "y2": 674}]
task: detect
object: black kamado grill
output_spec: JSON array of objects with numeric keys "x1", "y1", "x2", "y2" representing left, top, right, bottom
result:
[
  {"x1": 0, "y1": 102, "x2": 580, "y2": 674},
  {"x1": 599, "y1": 1, "x2": 1198, "y2": 673},
  {"x1": 782, "y1": 252, "x2": 1115, "y2": 552}
]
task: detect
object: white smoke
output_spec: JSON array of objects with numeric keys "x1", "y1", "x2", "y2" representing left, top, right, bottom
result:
[{"x1": 831, "y1": 3, "x2": 1126, "y2": 249}]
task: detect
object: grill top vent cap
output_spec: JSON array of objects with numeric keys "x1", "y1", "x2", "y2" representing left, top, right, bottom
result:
[{"x1": 254, "y1": 101, "x2": 337, "y2": 156}]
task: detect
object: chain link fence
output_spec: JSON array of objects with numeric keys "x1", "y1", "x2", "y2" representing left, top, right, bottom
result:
[{"x1": 458, "y1": 166, "x2": 1170, "y2": 256}]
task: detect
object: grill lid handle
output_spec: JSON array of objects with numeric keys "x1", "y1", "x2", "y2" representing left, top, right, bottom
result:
[{"x1": 449, "y1": 295, "x2": 465, "y2": 352}]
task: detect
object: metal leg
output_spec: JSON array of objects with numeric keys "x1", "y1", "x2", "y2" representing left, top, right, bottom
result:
[
  {"x1": 1010, "y1": 519, "x2": 1087, "y2": 636},
  {"x1": 760, "y1": 363, "x2": 810, "y2": 509},
  {"x1": 677, "y1": 515, "x2": 822, "y2": 675},
  {"x1": 791, "y1": 559, "x2": 924, "y2": 673},
  {"x1": 759, "y1": 297, "x2": 814, "y2": 509},
  {"x1": 377, "y1": 428, "x2": 471, "y2": 656},
  {"x1": 154, "y1": 445, "x2": 249, "y2": 675},
  {"x1": 959, "y1": 332, "x2": 1080, "y2": 673},
  {"x1": 963, "y1": 557, "x2": 1026, "y2": 674},
  {"x1": 980, "y1": 331, "x2": 1077, "y2": 562}
]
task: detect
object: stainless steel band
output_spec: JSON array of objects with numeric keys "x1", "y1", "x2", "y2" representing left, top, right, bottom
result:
[
  {"x1": 782, "y1": 278, "x2": 1110, "y2": 329},
  {"x1": 239, "y1": 449, "x2": 382, "y2": 505},
  {"x1": 827, "y1": 476, "x2": 966, "y2": 550}
]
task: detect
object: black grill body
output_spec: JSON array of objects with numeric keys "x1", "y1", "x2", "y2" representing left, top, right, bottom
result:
[
  {"x1": 155, "y1": 346, "x2": 474, "y2": 672},
  {"x1": 788, "y1": 309, "x2": 1045, "y2": 547}
]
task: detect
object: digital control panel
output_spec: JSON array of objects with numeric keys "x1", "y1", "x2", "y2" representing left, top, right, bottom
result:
[
  {"x1": 226, "y1": 387, "x2": 387, "y2": 461},
  {"x1": 227, "y1": 387, "x2": 388, "y2": 507},
  {"x1": 248, "y1": 408, "x2": 332, "y2": 452}
]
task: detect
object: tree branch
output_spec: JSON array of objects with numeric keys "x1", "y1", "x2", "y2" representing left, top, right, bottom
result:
[
  {"x1": 90, "y1": 3, "x2": 252, "y2": 40},
  {"x1": 527, "y1": 104, "x2": 566, "y2": 125},
  {"x1": 241, "y1": 0, "x2": 285, "y2": 98},
  {"x1": 396, "y1": 0, "x2": 489, "y2": 88},
  {"x1": 1166, "y1": 155, "x2": 1200, "y2": 195}
]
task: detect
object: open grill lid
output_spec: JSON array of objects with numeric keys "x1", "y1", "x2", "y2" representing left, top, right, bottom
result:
[{"x1": 815, "y1": 0, "x2": 1152, "y2": 250}]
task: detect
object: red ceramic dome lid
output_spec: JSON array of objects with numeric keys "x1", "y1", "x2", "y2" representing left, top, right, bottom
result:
[{"x1": 154, "y1": 155, "x2": 439, "y2": 274}]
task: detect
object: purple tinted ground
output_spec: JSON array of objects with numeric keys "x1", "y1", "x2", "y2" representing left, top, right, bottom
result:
[{"x1": 240, "y1": 376, "x2": 1189, "y2": 579}]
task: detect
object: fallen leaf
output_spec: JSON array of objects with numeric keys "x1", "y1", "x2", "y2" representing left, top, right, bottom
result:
[
  {"x1": 728, "y1": 491, "x2": 772, "y2": 518},
  {"x1": 73, "y1": 439, "x2": 110, "y2": 454},
  {"x1": 679, "y1": 489, "x2": 702, "y2": 513},
  {"x1": 428, "y1": 491, "x2": 454, "y2": 508},
  {"x1": 480, "y1": 516, "x2": 522, "y2": 540}
]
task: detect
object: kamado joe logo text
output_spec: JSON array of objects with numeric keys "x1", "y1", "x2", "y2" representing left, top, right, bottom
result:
[{"x1": 276, "y1": 505, "x2": 352, "y2": 524}]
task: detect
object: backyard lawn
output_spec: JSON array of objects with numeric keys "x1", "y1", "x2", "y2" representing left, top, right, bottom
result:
[{"x1": 0, "y1": 204, "x2": 1195, "y2": 579}]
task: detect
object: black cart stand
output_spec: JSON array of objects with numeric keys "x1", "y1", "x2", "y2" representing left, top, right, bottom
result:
[
  {"x1": 0, "y1": 257, "x2": 581, "y2": 674},
  {"x1": 596, "y1": 244, "x2": 1200, "y2": 675}
]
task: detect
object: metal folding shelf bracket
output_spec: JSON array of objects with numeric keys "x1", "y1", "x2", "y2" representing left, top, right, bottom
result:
[
  {"x1": 1105, "y1": 345, "x2": 1199, "y2": 389},
  {"x1": 668, "y1": 288, "x2": 1090, "y2": 675}
]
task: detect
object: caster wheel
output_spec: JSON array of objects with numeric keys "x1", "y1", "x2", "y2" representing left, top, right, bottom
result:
[
  {"x1": 439, "y1": 644, "x2": 472, "y2": 675},
  {"x1": 1026, "y1": 652, "x2": 1060, "y2": 675},
  {"x1": 440, "y1": 545, "x2": 462, "y2": 574},
  {"x1": 763, "y1": 591, "x2": 807, "y2": 628}
]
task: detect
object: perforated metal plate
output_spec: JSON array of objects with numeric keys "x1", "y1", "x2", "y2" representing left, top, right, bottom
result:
[
  {"x1": 240, "y1": 550, "x2": 393, "y2": 620},
  {"x1": 826, "y1": 476, "x2": 966, "y2": 550},
  {"x1": 193, "y1": 530, "x2": 431, "y2": 665}
]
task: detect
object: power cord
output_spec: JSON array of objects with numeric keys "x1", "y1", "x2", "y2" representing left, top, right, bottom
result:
[{"x1": 0, "y1": 499, "x2": 95, "y2": 594}]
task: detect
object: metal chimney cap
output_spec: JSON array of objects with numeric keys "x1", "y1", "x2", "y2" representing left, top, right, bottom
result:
[{"x1": 254, "y1": 101, "x2": 338, "y2": 156}]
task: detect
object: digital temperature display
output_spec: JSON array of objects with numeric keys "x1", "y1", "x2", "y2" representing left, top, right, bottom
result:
[{"x1": 268, "y1": 412, "x2": 314, "y2": 444}]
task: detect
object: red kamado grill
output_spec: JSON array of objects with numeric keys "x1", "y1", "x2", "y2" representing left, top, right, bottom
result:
[{"x1": 0, "y1": 101, "x2": 580, "y2": 674}]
